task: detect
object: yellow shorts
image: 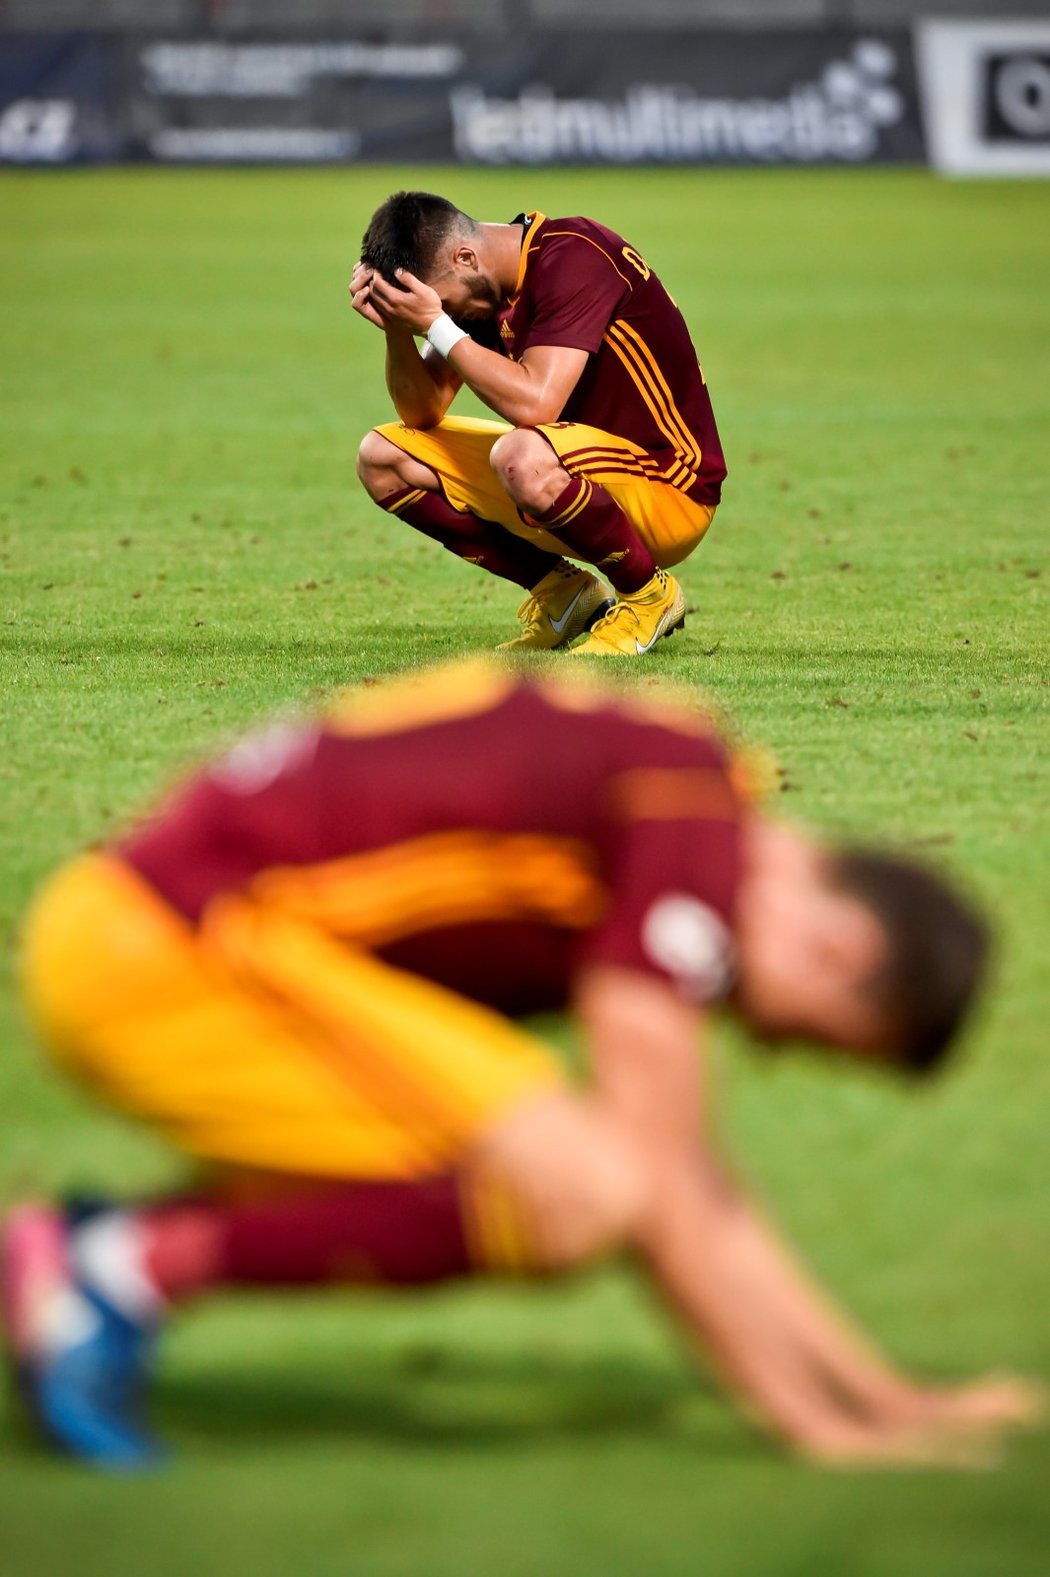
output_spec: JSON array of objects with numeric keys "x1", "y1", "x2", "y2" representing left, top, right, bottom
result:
[
  {"x1": 377, "y1": 415, "x2": 717, "y2": 569},
  {"x1": 18, "y1": 854, "x2": 564, "y2": 1181}
]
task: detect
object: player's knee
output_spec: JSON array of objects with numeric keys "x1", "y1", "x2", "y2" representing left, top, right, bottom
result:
[
  {"x1": 473, "y1": 1094, "x2": 649, "y2": 1274},
  {"x1": 489, "y1": 428, "x2": 559, "y2": 509},
  {"x1": 548, "y1": 1119, "x2": 649, "y2": 1269},
  {"x1": 356, "y1": 428, "x2": 406, "y2": 499}
]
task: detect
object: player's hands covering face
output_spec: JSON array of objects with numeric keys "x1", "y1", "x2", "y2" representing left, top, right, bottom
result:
[
  {"x1": 350, "y1": 263, "x2": 443, "y2": 336},
  {"x1": 348, "y1": 261, "x2": 388, "y2": 330}
]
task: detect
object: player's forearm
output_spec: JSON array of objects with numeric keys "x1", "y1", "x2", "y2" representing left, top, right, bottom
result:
[
  {"x1": 713, "y1": 1198, "x2": 930, "y2": 1424},
  {"x1": 384, "y1": 332, "x2": 453, "y2": 429},
  {"x1": 581, "y1": 969, "x2": 920, "y2": 1441},
  {"x1": 730, "y1": 1194, "x2": 925, "y2": 1425},
  {"x1": 445, "y1": 339, "x2": 561, "y2": 428},
  {"x1": 636, "y1": 1155, "x2": 913, "y2": 1448},
  {"x1": 638, "y1": 1166, "x2": 1035, "y2": 1465}
]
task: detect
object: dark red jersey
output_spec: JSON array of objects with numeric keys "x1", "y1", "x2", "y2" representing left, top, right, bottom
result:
[
  {"x1": 493, "y1": 213, "x2": 726, "y2": 506},
  {"x1": 117, "y1": 665, "x2": 744, "y2": 1016}
]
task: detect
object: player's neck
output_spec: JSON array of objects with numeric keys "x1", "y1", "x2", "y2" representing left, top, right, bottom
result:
[{"x1": 477, "y1": 221, "x2": 527, "y2": 296}]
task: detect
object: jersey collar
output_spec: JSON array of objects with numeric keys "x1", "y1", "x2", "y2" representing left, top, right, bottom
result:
[{"x1": 511, "y1": 211, "x2": 546, "y2": 299}]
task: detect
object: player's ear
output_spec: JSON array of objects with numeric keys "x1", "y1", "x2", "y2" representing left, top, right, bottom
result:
[{"x1": 453, "y1": 242, "x2": 478, "y2": 272}]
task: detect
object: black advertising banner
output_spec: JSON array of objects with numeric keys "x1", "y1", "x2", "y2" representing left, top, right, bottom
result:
[
  {"x1": 0, "y1": 32, "x2": 122, "y2": 163},
  {"x1": 0, "y1": 28, "x2": 925, "y2": 168},
  {"x1": 445, "y1": 30, "x2": 924, "y2": 167}
]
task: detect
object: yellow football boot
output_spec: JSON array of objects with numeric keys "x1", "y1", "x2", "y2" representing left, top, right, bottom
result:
[
  {"x1": 497, "y1": 563, "x2": 613, "y2": 652},
  {"x1": 570, "y1": 569, "x2": 686, "y2": 656}
]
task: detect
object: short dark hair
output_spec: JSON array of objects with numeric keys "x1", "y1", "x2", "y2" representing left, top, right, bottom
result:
[
  {"x1": 361, "y1": 191, "x2": 476, "y2": 283},
  {"x1": 829, "y1": 848, "x2": 991, "y2": 1075}
]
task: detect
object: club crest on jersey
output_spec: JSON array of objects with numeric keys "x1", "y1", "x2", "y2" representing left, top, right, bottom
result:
[
  {"x1": 641, "y1": 893, "x2": 735, "y2": 1002},
  {"x1": 212, "y1": 720, "x2": 319, "y2": 795}
]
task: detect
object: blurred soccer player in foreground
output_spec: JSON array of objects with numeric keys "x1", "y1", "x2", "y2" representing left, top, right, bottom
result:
[
  {"x1": 351, "y1": 192, "x2": 726, "y2": 656},
  {"x1": 3, "y1": 662, "x2": 1039, "y2": 1471}
]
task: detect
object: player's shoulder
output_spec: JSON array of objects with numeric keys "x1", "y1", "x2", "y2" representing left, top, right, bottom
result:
[
  {"x1": 529, "y1": 668, "x2": 722, "y2": 751},
  {"x1": 320, "y1": 659, "x2": 708, "y2": 748},
  {"x1": 532, "y1": 669, "x2": 776, "y2": 805},
  {"x1": 528, "y1": 214, "x2": 648, "y2": 297},
  {"x1": 539, "y1": 213, "x2": 629, "y2": 256},
  {"x1": 321, "y1": 657, "x2": 517, "y2": 739}
]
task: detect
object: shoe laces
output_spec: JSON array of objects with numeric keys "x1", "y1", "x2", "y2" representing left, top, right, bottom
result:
[
  {"x1": 588, "y1": 598, "x2": 642, "y2": 636},
  {"x1": 514, "y1": 594, "x2": 543, "y2": 628},
  {"x1": 588, "y1": 571, "x2": 668, "y2": 634}
]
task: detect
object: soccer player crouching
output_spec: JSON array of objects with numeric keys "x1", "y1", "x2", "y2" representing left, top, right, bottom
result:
[
  {"x1": 350, "y1": 191, "x2": 727, "y2": 656},
  {"x1": 2, "y1": 661, "x2": 1041, "y2": 1470}
]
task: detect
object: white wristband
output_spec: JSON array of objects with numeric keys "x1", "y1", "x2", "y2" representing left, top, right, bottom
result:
[{"x1": 425, "y1": 313, "x2": 469, "y2": 360}]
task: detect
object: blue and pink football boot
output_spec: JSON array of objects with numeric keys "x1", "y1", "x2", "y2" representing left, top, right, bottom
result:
[{"x1": 1, "y1": 1202, "x2": 163, "y2": 1470}]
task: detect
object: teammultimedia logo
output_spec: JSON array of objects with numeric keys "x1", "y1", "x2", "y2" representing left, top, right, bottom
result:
[
  {"x1": 981, "y1": 51, "x2": 1050, "y2": 143},
  {"x1": 452, "y1": 39, "x2": 906, "y2": 165}
]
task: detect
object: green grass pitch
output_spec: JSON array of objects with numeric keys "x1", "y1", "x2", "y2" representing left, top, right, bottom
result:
[{"x1": 1, "y1": 166, "x2": 1048, "y2": 1576}]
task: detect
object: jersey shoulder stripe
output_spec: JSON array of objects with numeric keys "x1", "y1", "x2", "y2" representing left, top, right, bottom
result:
[
  {"x1": 540, "y1": 228, "x2": 635, "y2": 290},
  {"x1": 324, "y1": 659, "x2": 514, "y2": 740}
]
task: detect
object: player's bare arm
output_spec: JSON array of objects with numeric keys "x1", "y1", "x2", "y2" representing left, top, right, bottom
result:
[
  {"x1": 576, "y1": 965, "x2": 1039, "y2": 1464},
  {"x1": 369, "y1": 268, "x2": 589, "y2": 428},
  {"x1": 349, "y1": 261, "x2": 461, "y2": 429}
]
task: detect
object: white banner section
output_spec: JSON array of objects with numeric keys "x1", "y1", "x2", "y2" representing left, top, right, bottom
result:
[{"x1": 917, "y1": 19, "x2": 1050, "y2": 175}]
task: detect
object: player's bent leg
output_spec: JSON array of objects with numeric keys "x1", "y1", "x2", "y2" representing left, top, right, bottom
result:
[
  {"x1": 570, "y1": 569, "x2": 686, "y2": 658},
  {"x1": 492, "y1": 426, "x2": 688, "y2": 657},
  {"x1": 17, "y1": 855, "x2": 645, "y2": 1269},
  {"x1": 495, "y1": 563, "x2": 614, "y2": 652},
  {"x1": 466, "y1": 1089, "x2": 649, "y2": 1272},
  {"x1": 518, "y1": 420, "x2": 723, "y2": 656},
  {"x1": 356, "y1": 427, "x2": 441, "y2": 500},
  {"x1": 19, "y1": 854, "x2": 568, "y2": 1181},
  {"x1": 369, "y1": 418, "x2": 626, "y2": 644},
  {"x1": 493, "y1": 428, "x2": 657, "y2": 596},
  {"x1": 489, "y1": 427, "x2": 569, "y2": 516},
  {"x1": 534, "y1": 420, "x2": 717, "y2": 571},
  {"x1": 359, "y1": 424, "x2": 564, "y2": 593},
  {"x1": 565, "y1": 477, "x2": 706, "y2": 655}
]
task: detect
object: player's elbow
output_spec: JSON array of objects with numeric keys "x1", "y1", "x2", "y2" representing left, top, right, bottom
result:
[
  {"x1": 387, "y1": 374, "x2": 451, "y2": 433},
  {"x1": 391, "y1": 397, "x2": 443, "y2": 431}
]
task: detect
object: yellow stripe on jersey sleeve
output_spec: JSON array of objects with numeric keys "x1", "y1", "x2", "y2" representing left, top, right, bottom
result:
[{"x1": 248, "y1": 830, "x2": 609, "y2": 949}]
